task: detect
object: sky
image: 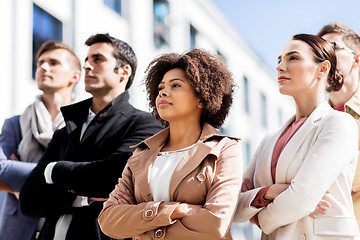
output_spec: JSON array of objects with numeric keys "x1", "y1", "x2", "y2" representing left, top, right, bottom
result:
[{"x1": 212, "y1": 0, "x2": 360, "y2": 74}]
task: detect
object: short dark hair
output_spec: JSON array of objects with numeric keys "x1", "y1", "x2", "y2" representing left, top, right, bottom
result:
[
  {"x1": 317, "y1": 22, "x2": 360, "y2": 53},
  {"x1": 145, "y1": 48, "x2": 234, "y2": 128},
  {"x1": 85, "y1": 33, "x2": 137, "y2": 90},
  {"x1": 36, "y1": 41, "x2": 81, "y2": 71},
  {"x1": 293, "y1": 34, "x2": 343, "y2": 92}
]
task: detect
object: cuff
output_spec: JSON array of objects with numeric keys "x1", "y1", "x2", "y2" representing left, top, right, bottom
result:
[
  {"x1": 44, "y1": 162, "x2": 57, "y2": 184},
  {"x1": 251, "y1": 185, "x2": 272, "y2": 208}
]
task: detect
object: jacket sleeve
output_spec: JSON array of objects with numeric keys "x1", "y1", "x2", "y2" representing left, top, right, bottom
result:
[
  {"x1": 99, "y1": 140, "x2": 243, "y2": 240},
  {"x1": 0, "y1": 116, "x2": 35, "y2": 192},
  {"x1": 20, "y1": 129, "x2": 77, "y2": 218},
  {"x1": 50, "y1": 115, "x2": 163, "y2": 197},
  {"x1": 258, "y1": 113, "x2": 358, "y2": 234},
  {"x1": 234, "y1": 133, "x2": 273, "y2": 222}
]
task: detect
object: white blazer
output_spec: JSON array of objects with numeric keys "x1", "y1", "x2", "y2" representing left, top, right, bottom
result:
[{"x1": 234, "y1": 101, "x2": 360, "y2": 240}]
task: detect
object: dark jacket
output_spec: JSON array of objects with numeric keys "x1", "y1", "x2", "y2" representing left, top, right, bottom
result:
[{"x1": 20, "y1": 91, "x2": 163, "y2": 240}]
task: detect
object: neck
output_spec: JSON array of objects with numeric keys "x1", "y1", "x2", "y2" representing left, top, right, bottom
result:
[
  {"x1": 293, "y1": 90, "x2": 324, "y2": 121},
  {"x1": 163, "y1": 120, "x2": 202, "y2": 152},
  {"x1": 42, "y1": 89, "x2": 73, "y2": 121},
  {"x1": 91, "y1": 89, "x2": 124, "y2": 114},
  {"x1": 328, "y1": 85, "x2": 358, "y2": 107}
]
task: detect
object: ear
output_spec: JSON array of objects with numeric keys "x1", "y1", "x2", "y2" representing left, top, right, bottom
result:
[
  {"x1": 354, "y1": 53, "x2": 360, "y2": 66},
  {"x1": 318, "y1": 60, "x2": 331, "y2": 78},
  {"x1": 70, "y1": 70, "x2": 81, "y2": 85},
  {"x1": 197, "y1": 100, "x2": 204, "y2": 109},
  {"x1": 119, "y1": 64, "x2": 132, "y2": 83}
]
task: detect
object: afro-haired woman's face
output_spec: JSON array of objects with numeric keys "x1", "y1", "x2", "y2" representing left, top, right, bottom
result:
[{"x1": 156, "y1": 68, "x2": 203, "y2": 124}]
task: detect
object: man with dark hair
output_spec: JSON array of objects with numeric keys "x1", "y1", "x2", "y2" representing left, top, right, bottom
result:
[
  {"x1": 0, "y1": 41, "x2": 81, "y2": 240},
  {"x1": 20, "y1": 33, "x2": 163, "y2": 240},
  {"x1": 318, "y1": 22, "x2": 360, "y2": 229}
]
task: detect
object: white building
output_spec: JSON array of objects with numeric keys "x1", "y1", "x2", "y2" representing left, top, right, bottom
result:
[{"x1": 0, "y1": 0, "x2": 293, "y2": 239}]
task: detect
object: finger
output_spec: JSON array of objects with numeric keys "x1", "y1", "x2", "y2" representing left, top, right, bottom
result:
[
  {"x1": 118, "y1": 191, "x2": 133, "y2": 204},
  {"x1": 241, "y1": 183, "x2": 248, "y2": 192},
  {"x1": 244, "y1": 178, "x2": 253, "y2": 190},
  {"x1": 309, "y1": 212, "x2": 317, "y2": 218},
  {"x1": 318, "y1": 199, "x2": 332, "y2": 208}
]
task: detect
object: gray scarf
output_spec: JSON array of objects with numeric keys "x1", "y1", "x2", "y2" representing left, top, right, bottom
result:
[{"x1": 18, "y1": 95, "x2": 65, "y2": 163}]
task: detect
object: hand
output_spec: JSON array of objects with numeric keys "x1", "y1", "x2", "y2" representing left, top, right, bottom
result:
[
  {"x1": 88, "y1": 197, "x2": 108, "y2": 204},
  {"x1": 13, "y1": 192, "x2": 20, "y2": 199},
  {"x1": 170, "y1": 203, "x2": 201, "y2": 220},
  {"x1": 114, "y1": 190, "x2": 135, "y2": 205},
  {"x1": 352, "y1": 185, "x2": 360, "y2": 193},
  {"x1": 309, "y1": 190, "x2": 332, "y2": 218},
  {"x1": 264, "y1": 184, "x2": 290, "y2": 200},
  {"x1": 10, "y1": 154, "x2": 19, "y2": 161},
  {"x1": 241, "y1": 178, "x2": 254, "y2": 192}
]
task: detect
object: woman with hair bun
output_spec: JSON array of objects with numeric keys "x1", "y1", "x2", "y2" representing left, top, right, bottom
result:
[
  {"x1": 234, "y1": 34, "x2": 360, "y2": 239},
  {"x1": 98, "y1": 48, "x2": 242, "y2": 239}
]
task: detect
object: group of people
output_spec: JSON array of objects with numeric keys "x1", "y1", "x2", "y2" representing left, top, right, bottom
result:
[{"x1": 0, "y1": 22, "x2": 358, "y2": 240}]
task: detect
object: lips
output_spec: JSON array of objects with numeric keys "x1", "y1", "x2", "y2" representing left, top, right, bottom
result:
[
  {"x1": 278, "y1": 76, "x2": 290, "y2": 83},
  {"x1": 85, "y1": 74, "x2": 97, "y2": 81},
  {"x1": 157, "y1": 100, "x2": 171, "y2": 108}
]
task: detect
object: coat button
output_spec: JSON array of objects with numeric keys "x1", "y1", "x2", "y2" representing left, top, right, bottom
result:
[
  {"x1": 154, "y1": 229, "x2": 164, "y2": 238},
  {"x1": 197, "y1": 173, "x2": 206, "y2": 182},
  {"x1": 300, "y1": 233, "x2": 306, "y2": 240},
  {"x1": 144, "y1": 209, "x2": 154, "y2": 218}
]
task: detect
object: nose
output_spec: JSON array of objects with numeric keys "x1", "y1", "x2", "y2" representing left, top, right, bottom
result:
[
  {"x1": 158, "y1": 88, "x2": 168, "y2": 97},
  {"x1": 38, "y1": 62, "x2": 50, "y2": 71},
  {"x1": 83, "y1": 60, "x2": 93, "y2": 71},
  {"x1": 276, "y1": 61, "x2": 285, "y2": 72}
]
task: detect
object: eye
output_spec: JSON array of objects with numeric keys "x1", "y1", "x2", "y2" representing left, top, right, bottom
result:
[
  {"x1": 157, "y1": 85, "x2": 164, "y2": 92},
  {"x1": 289, "y1": 55, "x2": 298, "y2": 61},
  {"x1": 49, "y1": 60, "x2": 60, "y2": 66},
  {"x1": 172, "y1": 83, "x2": 181, "y2": 88}
]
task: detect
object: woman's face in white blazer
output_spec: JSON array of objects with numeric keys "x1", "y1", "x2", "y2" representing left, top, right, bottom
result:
[{"x1": 276, "y1": 40, "x2": 324, "y2": 97}]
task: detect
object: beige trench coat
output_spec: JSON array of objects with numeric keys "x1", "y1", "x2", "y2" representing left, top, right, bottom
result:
[{"x1": 98, "y1": 123, "x2": 243, "y2": 240}]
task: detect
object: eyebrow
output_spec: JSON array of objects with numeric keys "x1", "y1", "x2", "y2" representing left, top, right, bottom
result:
[
  {"x1": 159, "y1": 78, "x2": 185, "y2": 84},
  {"x1": 278, "y1": 50, "x2": 299, "y2": 61},
  {"x1": 84, "y1": 53, "x2": 104, "y2": 62}
]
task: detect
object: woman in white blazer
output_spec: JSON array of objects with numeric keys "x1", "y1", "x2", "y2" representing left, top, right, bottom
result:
[{"x1": 234, "y1": 34, "x2": 360, "y2": 239}]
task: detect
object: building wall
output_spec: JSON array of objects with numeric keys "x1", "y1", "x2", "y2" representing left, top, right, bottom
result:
[{"x1": 0, "y1": 0, "x2": 294, "y2": 239}]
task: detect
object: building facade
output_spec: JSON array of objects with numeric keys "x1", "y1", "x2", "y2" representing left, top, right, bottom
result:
[{"x1": 0, "y1": 0, "x2": 293, "y2": 239}]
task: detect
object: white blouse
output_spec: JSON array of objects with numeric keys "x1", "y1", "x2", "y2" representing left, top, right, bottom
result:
[{"x1": 150, "y1": 145, "x2": 194, "y2": 202}]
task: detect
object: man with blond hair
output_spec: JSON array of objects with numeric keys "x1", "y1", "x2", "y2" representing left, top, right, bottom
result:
[{"x1": 0, "y1": 41, "x2": 81, "y2": 240}]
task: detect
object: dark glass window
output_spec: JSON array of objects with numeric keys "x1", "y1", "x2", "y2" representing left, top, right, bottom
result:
[
  {"x1": 153, "y1": 0, "x2": 170, "y2": 48},
  {"x1": 104, "y1": 0, "x2": 122, "y2": 15},
  {"x1": 32, "y1": 4, "x2": 62, "y2": 79},
  {"x1": 190, "y1": 24, "x2": 198, "y2": 49},
  {"x1": 243, "y1": 76, "x2": 250, "y2": 114}
]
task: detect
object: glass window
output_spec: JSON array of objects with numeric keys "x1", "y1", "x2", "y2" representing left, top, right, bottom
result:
[
  {"x1": 190, "y1": 24, "x2": 198, "y2": 49},
  {"x1": 104, "y1": 0, "x2": 122, "y2": 15},
  {"x1": 243, "y1": 76, "x2": 250, "y2": 114},
  {"x1": 260, "y1": 92, "x2": 267, "y2": 128},
  {"x1": 153, "y1": 0, "x2": 170, "y2": 48},
  {"x1": 32, "y1": 4, "x2": 62, "y2": 79}
]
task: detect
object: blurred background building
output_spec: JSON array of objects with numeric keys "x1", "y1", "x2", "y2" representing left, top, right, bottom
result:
[{"x1": 0, "y1": 0, "x2": 294, "y2": 239}]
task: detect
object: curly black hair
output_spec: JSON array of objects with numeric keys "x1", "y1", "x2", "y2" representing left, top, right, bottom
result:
[{"x1": 145, "y1": 48, "x2": 234, "y2": 128}]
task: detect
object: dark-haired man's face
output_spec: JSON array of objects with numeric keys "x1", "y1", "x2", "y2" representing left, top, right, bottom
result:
[
  {"x1": 36, "y1": 49, "x2": 77, "y2": 93},
  {"x1": 83, "y1": 42, "x2": 125, "y2": 96}
]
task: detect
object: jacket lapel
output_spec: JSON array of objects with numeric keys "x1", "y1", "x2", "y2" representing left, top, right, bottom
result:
[
  {"x1": 275, "y1": 101, "x2": 332, "y2": 183},
  {"x1": 169, "y1": 142, "x2": 213, "y2": 200}
]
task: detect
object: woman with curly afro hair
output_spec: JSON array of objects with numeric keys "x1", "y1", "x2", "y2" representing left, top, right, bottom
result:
[{"x1": 99, "y1": 48, "x2": 243, "y2": 240}]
